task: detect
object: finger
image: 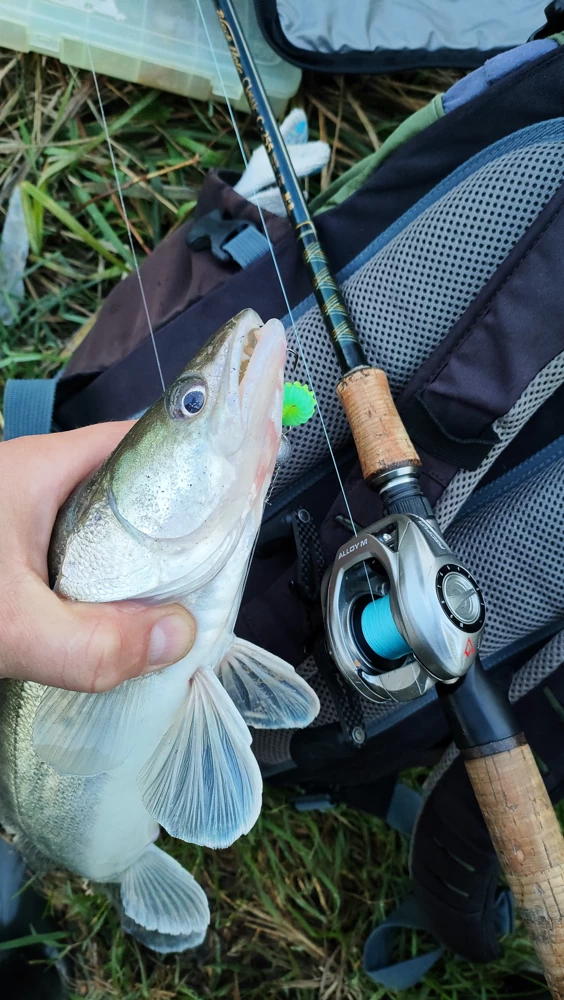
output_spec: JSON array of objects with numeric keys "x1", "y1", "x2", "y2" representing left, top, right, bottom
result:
[
  {"x1": 18, "y1": 421, "x2": 134, "y2": 502},
  {"x1": 0, "y1": 577, "x2": 196, "y2": 692},
  {"x1": 0, "y1": 422, "x2": 135, "y2": 551}
]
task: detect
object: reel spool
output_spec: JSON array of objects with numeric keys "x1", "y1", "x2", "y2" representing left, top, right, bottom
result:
[{"x1": 322, "y1": 513, "x2": 486, "y2": 703}]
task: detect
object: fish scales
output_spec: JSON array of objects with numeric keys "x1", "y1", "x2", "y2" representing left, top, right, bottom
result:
[{"x1": 0, "y1": 309, "x2": 319, "y2": 952}]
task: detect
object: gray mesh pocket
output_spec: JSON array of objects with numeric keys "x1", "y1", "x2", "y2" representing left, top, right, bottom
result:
[
  {"x1": 255, "y1": 121, "x2": 564, "y2": 767},
  {"x1": 274, "y1": 121, "x2": 564, "y2": 497},
  {"x1": 445, "y1": 450, "x2": 564, "y2": 657},
  {"x1": 255, "y1": 445, "x2": 564, "y2": 766},
  {"x1": 509, "y1": 631, "x2": 564, "y2": 703}
]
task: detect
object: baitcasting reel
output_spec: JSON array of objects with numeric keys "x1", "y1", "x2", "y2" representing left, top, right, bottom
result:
[{"x1": 322, "y1": 512, "x2": 486, "y2": 703}]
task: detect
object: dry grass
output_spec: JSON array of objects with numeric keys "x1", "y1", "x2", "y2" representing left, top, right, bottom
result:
[{"x1": 0, "y1": 51, "x2": 463, "y2": 403}]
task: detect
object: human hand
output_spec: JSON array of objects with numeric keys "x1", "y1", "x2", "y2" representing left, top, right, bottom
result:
[{"x1": 0, "y1": 423, "x2": 196, "y2": 692}]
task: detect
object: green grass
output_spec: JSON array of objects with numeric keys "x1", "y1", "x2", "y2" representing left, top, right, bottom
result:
[
  {"x1": 0, "y1": 52, "x2": 460, "y2": 414},
  {"x1": 39, "y1": 787, "x2": 545, "y2": 1000},
  {"x1": 0, "y1": 50, "x2": 549, "y2": 998}
]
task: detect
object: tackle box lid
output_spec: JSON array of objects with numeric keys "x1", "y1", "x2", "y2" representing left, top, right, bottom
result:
[{"x1": 0, "y1": 0, "x2": 301, "y2": 113}]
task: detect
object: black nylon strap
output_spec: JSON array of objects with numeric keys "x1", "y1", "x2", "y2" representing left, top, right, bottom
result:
[
  {"x1": 411, "y1": 754, "x2": 504, "y2": 963},
  {"x1": 290, "y1": 509, "x2": 326, "y2": 603},
  {"x1": 286, "y1": 507, "x2": 367, "y2": 748},
  {"x1": 312, "y1": 634, "x2": 367, "y2": 749}
]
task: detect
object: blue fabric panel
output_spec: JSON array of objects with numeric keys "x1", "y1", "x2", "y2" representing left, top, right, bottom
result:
[
  {"x1": 363, "y1": 890, "x2": 514, "y2": 989},
  {"x1": 443, "y1": 39, "x2": 558, "y2": 114},
  {"x1": 494, "y1": 888, "x2": 514, "y2": 939},
  {"x1": 386, "y1": 782, "x2": 421, "y2": 837},
  {"x1": 3, "y1": 378, "x2": 58, "y2": 440},
  {"x1": 294, "y1": 793, "x2": 334, "y2": 812},
  {"x1": 223, "y1": 227, "x2": 269, "y2": 268},
  {"x1": 363, "y1": 897, "x2": 444, "y2": 989}
]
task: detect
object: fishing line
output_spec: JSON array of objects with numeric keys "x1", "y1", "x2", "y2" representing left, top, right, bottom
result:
[
  {"x1": 86, "y1": 15, "x2": 364, "y2": 577},
  {"x1": 194, "y1": 0, "x2": 364, "y2": 545},
  {"x1": 86, "y1": 44, "x2": 166, "y2": 394}
]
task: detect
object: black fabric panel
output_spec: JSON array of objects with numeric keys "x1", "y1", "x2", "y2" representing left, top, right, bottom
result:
[
  {"x1": 55, "y1": 46, "x2": 564, "y2": 430},
  {"x1": 56, "y1": 223, "x2": 302, "y2": 427},
  {"x1": 411, "y1": 754, "x2": 504, "y2": 964},
  {"x1": 399, "y1": 179, "x2": 564, "y2": 460},
  {"x1": 403, "y1": 394, "x2": 500, "y2": 470}
]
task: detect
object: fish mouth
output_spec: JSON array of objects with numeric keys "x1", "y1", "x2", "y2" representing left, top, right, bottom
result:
[
  {"x1": 238, "y1": 325, "x2": 259, "y2": 385},
  {"x1": 230, "y1": 313, "x2": 287, "y2": 421}
]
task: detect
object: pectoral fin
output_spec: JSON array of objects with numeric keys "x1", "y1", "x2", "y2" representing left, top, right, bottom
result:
[
  {"x1": 138, "y1": 667, "x2": 262, "y2": 848},
  {"x1": 32, "y1": 674, "x2": 155, "y2": 776},
  {"x1": 217, "y1": 638, "x2": 320, "y2": 729}
]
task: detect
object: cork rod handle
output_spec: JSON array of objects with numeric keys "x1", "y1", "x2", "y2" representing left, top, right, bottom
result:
[
  {"x1": 336, "y1": 367, "x2": 421, "y2": 482},
  {"x1": 465, "y1": 741, "x2": 564, "y2": 997}
]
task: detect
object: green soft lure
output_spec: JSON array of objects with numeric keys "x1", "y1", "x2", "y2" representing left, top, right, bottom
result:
[{"x1": 282, "y1": 381, "x2": 317, "y2": 427}]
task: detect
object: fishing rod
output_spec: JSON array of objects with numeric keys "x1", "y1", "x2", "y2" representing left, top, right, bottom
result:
[
  {"x1": 213, "y1": 0, "x2": 424, "y2": 518},
  {"x1": 211, "y1": 1, "x2": 564, "y2": 992}
]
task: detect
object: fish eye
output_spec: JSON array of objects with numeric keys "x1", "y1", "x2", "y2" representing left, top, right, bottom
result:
[{"x1": 167, "y1": 379, "x2": 207, "y2": 419}]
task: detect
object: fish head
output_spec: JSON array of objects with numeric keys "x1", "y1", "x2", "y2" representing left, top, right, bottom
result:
[
  {"x1": 51, "y1": 309, "x2": 286, "y2": 600},
  {"x1": 110, "y1": 308, "x2": 286, "y2": 539}
]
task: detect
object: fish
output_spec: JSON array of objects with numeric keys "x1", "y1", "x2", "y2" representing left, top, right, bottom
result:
[{"x1": 0, "y1": 309, "x2": 320, "y2": 954}]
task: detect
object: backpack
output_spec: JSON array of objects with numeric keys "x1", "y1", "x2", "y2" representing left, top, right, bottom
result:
[
  {"x1": 5, "y1": 18, "x2": 564, "y2": 988},
  {"x1": 255, "y1": 0, "x2": 544, "y2": 74}
]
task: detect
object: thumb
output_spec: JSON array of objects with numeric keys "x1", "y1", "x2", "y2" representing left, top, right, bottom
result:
[{"x1": 2, "y1": 576, "x2": 196, "y2": 692}]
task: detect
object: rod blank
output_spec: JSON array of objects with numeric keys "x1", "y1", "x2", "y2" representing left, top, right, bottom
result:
[{"x1": 213, "y1": 0, "x2": 367, "y2": 374}]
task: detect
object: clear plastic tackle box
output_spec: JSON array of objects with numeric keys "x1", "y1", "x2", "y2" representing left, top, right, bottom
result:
[{"x1": 0, "y1": 0, "x2": 301, "y2": 113}]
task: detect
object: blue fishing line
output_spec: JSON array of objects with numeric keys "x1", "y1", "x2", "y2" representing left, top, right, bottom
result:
[{"x1": 361, "y1": 596, "x2": 411, "y2": 660}]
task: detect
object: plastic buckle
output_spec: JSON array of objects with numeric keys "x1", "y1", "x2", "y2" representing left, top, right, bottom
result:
[{"x1": 186, "y1": 209, "x2": 257, "y2": 263}]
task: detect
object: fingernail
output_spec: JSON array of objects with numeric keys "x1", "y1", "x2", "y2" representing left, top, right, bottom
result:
[{"x1": 147, "y1": 613, "x2": 195, "y2": 669}]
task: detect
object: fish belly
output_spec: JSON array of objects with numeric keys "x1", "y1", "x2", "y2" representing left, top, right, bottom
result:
[
  {"x1": 0, "y1": 580, "x2": 241, "y2": 883},
  {"x1": 0, "y1": 679, "x2": 157, "y2": 882}
]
